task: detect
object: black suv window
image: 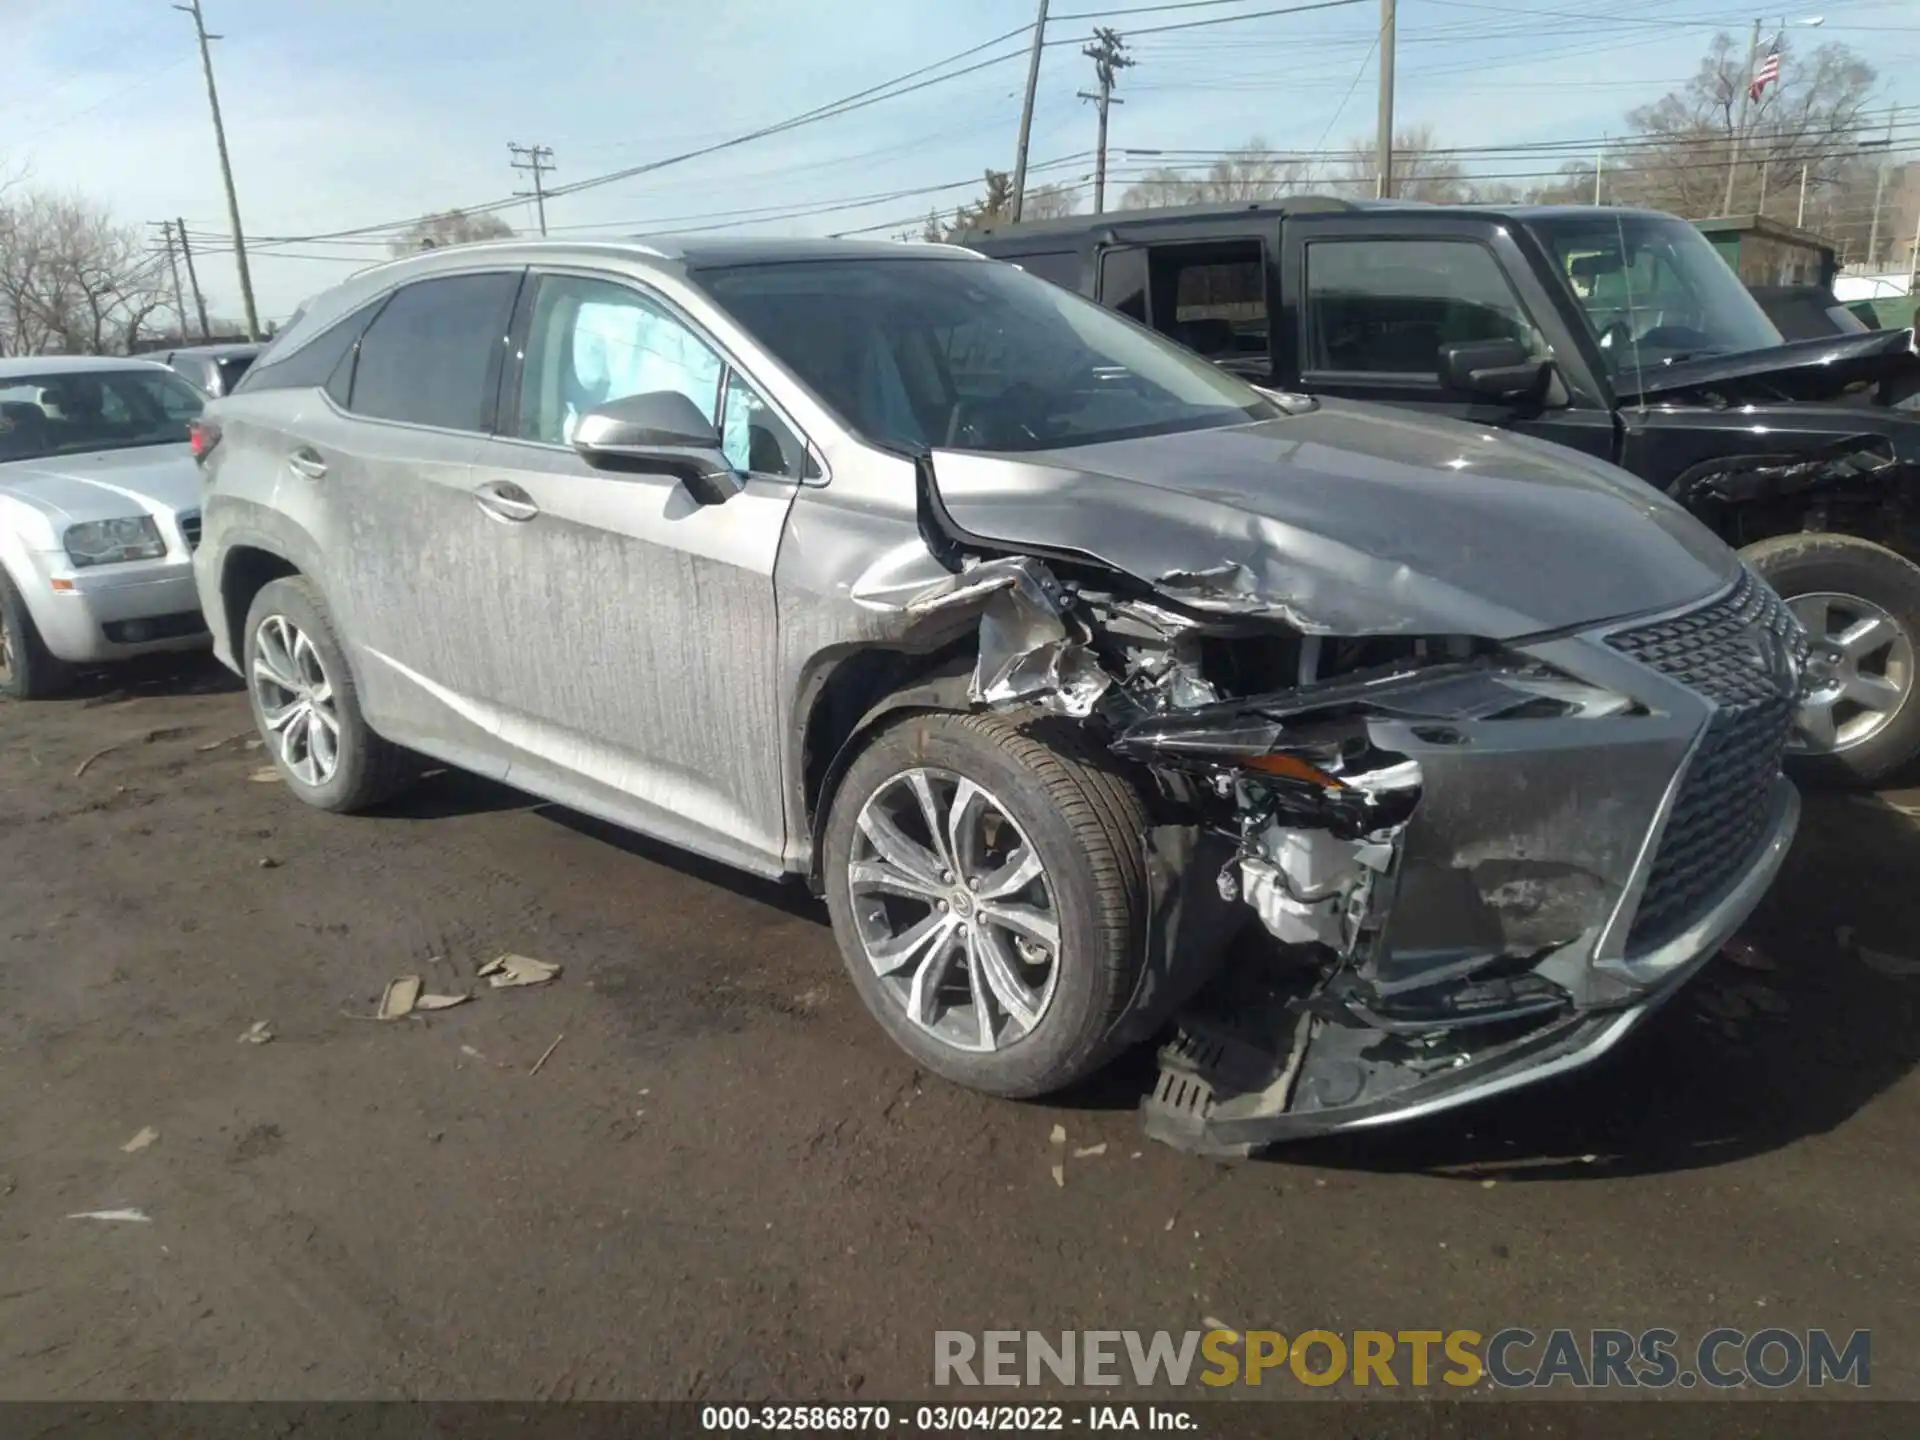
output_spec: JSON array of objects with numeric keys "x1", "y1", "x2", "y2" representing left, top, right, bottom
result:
[
  {"x1": 1147, "y1": 242, "x2": 1268, "y2": 365},
  {"x1": 1305, "y1": 239, "x2": 1540, "y2": 377},
  {"x1": 1004, "y1": 251, "x2": 1079, "y2": 289},
  {"x1": 348, "y1": 272, "x2": 519, "y2": 431}
]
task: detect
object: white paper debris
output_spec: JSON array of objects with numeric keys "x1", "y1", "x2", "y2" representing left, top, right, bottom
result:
[
  {"x1": 477, "y1": 954, "x2": 561, "y2": 989},
  {"x1": 248, "y1": 766, "x2": 281, "y2": 783},
  {"x1": 377, "y1": 976, "x2": 423, "y2": 1020},
  {"x1": 1073, "y1": 1143, "x2": 1108, "y2": 1159},
  {"x1": 120, "y1": 1127, "x2": 159, "y2": 1154},
  {"x1": 68, "y1": 1209, "x2": 151, "y2": 1223},
  {"x1": 238, "y1": 1020, "x2": 274, "y2": 1045},
  {"x1": 1049, "y1": 1123, "x2": 1066, "y2": 1188}
]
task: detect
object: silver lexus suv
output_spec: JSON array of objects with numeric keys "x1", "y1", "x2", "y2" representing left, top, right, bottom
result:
[{"x1": 193, "y1": 238, "x2": 1803, "y2": 1153}]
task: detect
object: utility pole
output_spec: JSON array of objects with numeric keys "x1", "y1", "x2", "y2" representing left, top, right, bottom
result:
[
  {"x1": 509, "y1": 143, "x2": 556, "y2": 236},
  {"x1": 174, "y1": 0, "x2": 259, "y2": 340},
  {"x1": 155, "y1": 222, "x2": 189, "y2": 339},
  {"x1": 1798, "y1": 163, "x2": 1809, "y2": 226},
  {"x1": 1594, "y1": 135, "x2": 1605, "y2": 205},
  {"x1": 1375, "y1": 0, "x2": 1397, "y2": 198},
  {"x1": 1079, "y1": 28, "x2": 1133, "y2": 216},
  {"x1": 176, "y1": 217, "x2": 212, "y2": 342},
  {"x1": 1867, "y1": 106, "x2": 1898, "y2": 267},
  {"x1": 1011, "y1": 0, "x2": 1051, "y2": 223},
  {"x1": 1722, "y1": 18, "x2": 1763, "y2": 216}
]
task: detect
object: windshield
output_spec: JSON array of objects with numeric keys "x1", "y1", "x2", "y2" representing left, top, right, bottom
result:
[
  {"x1": 1533, "y1": 214, "x2": 1783, "y2": 378},
  {"x1": 695, "y1": 256, "x2": 1277, "y2": 453},
  {"x1": 0, "y1": 367, "x2": 205, "y2": 464}
]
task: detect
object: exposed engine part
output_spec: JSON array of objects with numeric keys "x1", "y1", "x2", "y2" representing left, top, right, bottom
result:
[
  {"x1": 894, "y1": 547, "x2": 1796, "y2": 1158},
  {"x1": 905, "y1": 556, "x2": 1112, "y2": 717}
]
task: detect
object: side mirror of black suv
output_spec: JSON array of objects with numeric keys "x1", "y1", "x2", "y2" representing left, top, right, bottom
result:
[{"x1": 1438, "y1": 339, "x2": 1553, "y2": 406}]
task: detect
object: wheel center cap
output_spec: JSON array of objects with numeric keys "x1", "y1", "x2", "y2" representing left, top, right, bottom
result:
[{"x1": 950, "y1": 889, "x2": 976, "y2": 919}]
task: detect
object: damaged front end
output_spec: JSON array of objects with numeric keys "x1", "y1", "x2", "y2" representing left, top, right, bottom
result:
[{"x1": 902, "y1": 499, "x2": 1803, "y2": 1155}]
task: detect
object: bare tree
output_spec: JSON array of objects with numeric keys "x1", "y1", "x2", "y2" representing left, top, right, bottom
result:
[
  {"x1": 0, "y1": 193, "x2": 170, "y2": 356},
  {"x1": 1332, "y1": 126, "x2": 1474, "y2": 203},
  {"x1": 390, "y1": 209, "x2": 516, "y2": 255},
  {"x1": 1606, "y1": 32, "x2": 1877, "y2": 241},
  {"x1": 922, "y1": 170, "x2": 1080, "y2": 240},
  {"x1": 1117, "y1": 139, "x2": 1310, "y2": 210}
]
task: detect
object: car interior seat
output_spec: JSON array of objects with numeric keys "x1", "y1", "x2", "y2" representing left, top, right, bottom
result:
[{"x1": 0, "y1": 401, "x2": 49, "y2": 459}]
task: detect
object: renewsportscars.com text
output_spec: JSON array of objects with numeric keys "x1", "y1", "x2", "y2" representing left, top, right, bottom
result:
[{"x1": 933, "y1": 1327, "x2": 1871, "y2": 1390}]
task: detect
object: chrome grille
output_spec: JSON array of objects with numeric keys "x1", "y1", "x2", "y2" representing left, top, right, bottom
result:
[
  {"x1": 1608, "y1": 570, "x2": 1799, "y2": 954},
  {"x1": 179, "y1": 510, "x2": 202, "y2": 553}
]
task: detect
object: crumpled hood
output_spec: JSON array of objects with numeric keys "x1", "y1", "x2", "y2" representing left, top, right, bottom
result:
[
  {"x1": 1621, "y1": 328, "x2": 1920, "y2": 405},
  {"x1": 931, "y1": 400, "x2": 1737, "y2": 639},
  {"x1": 0, "y1": 444, "x2": 200, "y2": 529}
]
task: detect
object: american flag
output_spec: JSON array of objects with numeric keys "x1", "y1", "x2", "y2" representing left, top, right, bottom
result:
[{"x1": 1749, "y1": 37, "x2": 1783, "y2": 101}]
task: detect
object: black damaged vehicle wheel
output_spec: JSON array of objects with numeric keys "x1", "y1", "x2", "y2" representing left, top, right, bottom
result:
[
  {"x1": 822, "y1": 711, "x2": 1150, "y2": 1098},
  {"x1": 1745, "y1": 533, "x2": 1920, "y2": 788}
]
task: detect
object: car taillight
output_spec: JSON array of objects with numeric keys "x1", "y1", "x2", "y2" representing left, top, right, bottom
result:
[{"x1": 189, "y1": 418, "x2": 222, "y2": 463}]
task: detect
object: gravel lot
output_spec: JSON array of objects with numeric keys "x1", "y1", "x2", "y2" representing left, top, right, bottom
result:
[{"x1": 2, "y1": 654, "x2": 1916, "y2": 1402}]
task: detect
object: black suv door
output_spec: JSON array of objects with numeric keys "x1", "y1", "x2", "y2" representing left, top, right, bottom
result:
[{"x1": 1280, "y1": 212, "x2": 1620, "y2": 464}]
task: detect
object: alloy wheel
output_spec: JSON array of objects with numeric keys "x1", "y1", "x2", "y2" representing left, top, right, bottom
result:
[
  {"x1": 847, "y1": 767, "x2": 1061, "y2": 1053},
  {"x1": 251, "y1": 614, "x2": 342, "y2": 787},
  {"x1": 0, "y1": 608, "x2": 13, "y2": 685},
  {"x1": 1787, "y1": 590, "x2": 1916, "y2": 754}
]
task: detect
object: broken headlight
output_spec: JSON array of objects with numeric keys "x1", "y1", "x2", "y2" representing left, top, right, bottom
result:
[{"x1": 63, "y1": 516, "x2": 167, "y2": 567}]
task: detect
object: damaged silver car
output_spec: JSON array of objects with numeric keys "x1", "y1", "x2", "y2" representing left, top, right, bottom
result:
[{"x1": 193, "y1": 238, "x2": 1804, "y2": 1151}]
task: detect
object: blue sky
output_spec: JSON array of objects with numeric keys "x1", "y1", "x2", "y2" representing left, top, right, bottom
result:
[{"x1": 7, "y1": 0, "x2": 1919, "y2": 323}]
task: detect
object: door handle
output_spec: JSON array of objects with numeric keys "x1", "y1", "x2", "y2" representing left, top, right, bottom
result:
[
  {"x1": 287, "y1": 447, "x2": 328, "y2": 480},
  {"x1": 474, "y1": 479, "x2": 540, "y2": 523}
]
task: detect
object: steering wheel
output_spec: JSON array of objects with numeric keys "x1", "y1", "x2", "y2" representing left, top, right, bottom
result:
[{"x1": 943, "y1": 382, "x2": 1060, "y2": 448}]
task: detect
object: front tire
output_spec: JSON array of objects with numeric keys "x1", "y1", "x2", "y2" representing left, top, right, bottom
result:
[
  {"x1": 0, "y1": 568, "x2": 71, "y2": 700},
  {"x1": 822, "y1": 711, "x2": 1149, "y2": 1098},
  {"x1": 243, "y1": 576, "x2": 414, "y2": 812},
  {"x1": 1744, "y1": 533, "x2": 1920, "y2": 788}
]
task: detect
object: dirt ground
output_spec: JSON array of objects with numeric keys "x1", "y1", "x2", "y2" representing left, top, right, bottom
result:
[{"x1": 2, "y1": 653, "x2": 1917, "y2": 1402}]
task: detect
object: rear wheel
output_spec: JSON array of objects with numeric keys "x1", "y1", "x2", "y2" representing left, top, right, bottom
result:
[
  {"x1": 822, "y1": 711, "x2": 1149, "y2": 1098},
  {"x1": 1744, "y1": 533, "x2": 1920, "y2": 788},
  {"x1": 243, "y1": 577, "x2": 414, "y2": 812},
  {"x1": 0, "y1": 569, "x2": 71, "y2": 700}
]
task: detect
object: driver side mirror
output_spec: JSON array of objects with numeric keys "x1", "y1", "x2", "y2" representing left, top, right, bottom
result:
[
  {"x1": 570, "y1": 390, "x2": 742, "y2": 506},
  {"x1": 1437, "y1": 339, "x2": 1554, "y2": 406}
]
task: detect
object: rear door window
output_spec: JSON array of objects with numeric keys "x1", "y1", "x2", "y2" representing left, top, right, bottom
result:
[
  {"x1": 347, "y1": 272, "x2": 521, "y2": 431},
  {"x1": 1147, "y1": 242, "x2": 1269, "y2": 365}
]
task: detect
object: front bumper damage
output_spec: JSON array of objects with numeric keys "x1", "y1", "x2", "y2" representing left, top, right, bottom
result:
[{"x1": 902, "y1": 545, "x2": 1807, "y2": 1155}]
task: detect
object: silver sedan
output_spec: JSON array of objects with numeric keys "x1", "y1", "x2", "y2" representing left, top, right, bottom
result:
[{"x1": 0, "y1": 356, "x2": 210, "y2": 698}]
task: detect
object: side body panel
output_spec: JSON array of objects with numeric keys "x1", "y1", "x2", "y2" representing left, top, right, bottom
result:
[{"x1": 468, "y1": 431, "x2": 799, "y2": 874}]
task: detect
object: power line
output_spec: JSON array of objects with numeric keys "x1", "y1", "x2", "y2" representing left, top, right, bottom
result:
[
  {"x1": 1043, "y1": 0, "x2": 1365, "y2": 43},
  {"x1": 230, "y1": 22, "x2": 1042, "y2": 249}
]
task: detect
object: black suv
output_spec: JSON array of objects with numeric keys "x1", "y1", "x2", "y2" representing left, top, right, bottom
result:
[{"x1": 965, "y1": 199, "x2": 1920, "y2": 785}]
